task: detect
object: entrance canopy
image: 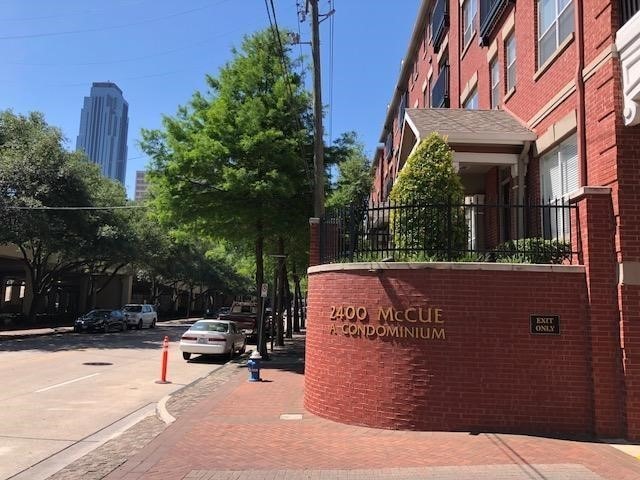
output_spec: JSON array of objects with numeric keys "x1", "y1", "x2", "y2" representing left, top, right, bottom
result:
[{"x1": 401, "y1": 109, "x2": 536, "y2": 190}]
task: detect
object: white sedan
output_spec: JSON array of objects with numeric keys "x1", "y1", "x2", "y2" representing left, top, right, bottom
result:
[{"x1": 179, "y1": 320, "x2": 247, "y2": 361}]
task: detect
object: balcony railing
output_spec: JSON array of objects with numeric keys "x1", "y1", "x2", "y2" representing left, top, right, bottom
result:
[
  {"x1": 432, "y1": 65, "x2": 450, "y2": 108},
  {"x1": 431, "y1": 0, "x2": 449, "y2": 53},
  {"x1": 319, "y1": 199, "x2": 579, "y2": 264},
  {"x1": 479, "y1": 0, "x2": 513, "y2": 45},
  {"x1": 621, "y1": 0, "x2": 640, "y2": 25}
]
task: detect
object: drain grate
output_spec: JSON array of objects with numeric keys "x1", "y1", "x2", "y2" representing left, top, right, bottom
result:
[{"x1": 82, "y1": 362, "x2": 112, "y2": 366}]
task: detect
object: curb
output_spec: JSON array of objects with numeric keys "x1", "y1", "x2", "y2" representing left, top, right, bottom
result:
[
  {"x1": 156, "y1": 395, "x2": 176, "y2": 424},
  {"x1": 0, "y1": 326, "x2": 75, "y2": 340},
  {"x1": 154, "y1": 350, "x2": 253, "y2": 425}
]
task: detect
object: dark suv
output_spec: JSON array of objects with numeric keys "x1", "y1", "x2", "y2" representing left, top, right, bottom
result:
[{"x1": 74, "y1": 309, "x2": 126, "y2": 333}]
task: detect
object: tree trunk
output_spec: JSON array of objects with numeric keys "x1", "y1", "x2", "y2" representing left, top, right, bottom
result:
[
  {"x1": 276, "y1": 237, "x2": 285, "y2": 347},
  {"x1": 285, "y1": 263, "x2": 292, "y2": 339},
  {"x1": 292, "y1": 265, "x2": 300, "y2": 333},
  {"x1": 255, "y1": 222, "x2": 267, "y2": 357},
  {"x1": 186, "y1": 286, "x2": 193, "y2": 318},
  {"x1": 171, "y1": 283, "x2": 180, "y2": 314},
  {"x1": 89, "y1": 276, "x2": 97, "y2": 310},
  {"x1": 270, "y1": 259, "x2": 277, "y2": 352},
  {"x1": 25, "y1": 262, "x2": 45, "y2": 322},
  {"x1": 295, "y1": 275, "x2": 305, "y2": 330}
]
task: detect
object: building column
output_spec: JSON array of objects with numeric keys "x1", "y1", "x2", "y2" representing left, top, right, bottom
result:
[
  {"x1": 619, "y1": 277, "x2": 640, "y2": 439},
  {"x1": 120, "y1": 275, "x2": 133, "y2": 306},
  {"x1": 572, "y1": 187, "x2": 625, "y2": 437}
]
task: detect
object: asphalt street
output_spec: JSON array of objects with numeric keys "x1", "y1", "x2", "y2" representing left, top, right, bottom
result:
[{"x1": 0, "y1": 320, "x2": 228, "y2": 480}]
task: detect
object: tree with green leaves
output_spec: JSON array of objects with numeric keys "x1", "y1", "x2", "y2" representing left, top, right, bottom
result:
[
  {"x1": 141, "y1": 29, "x2": 313, "y2": 343},
  {"x1": 326, "y1": 132, "x2": 373, "y2": 209},
  {"x1": 389, "y1": 132, "x2": 467, "y2": 260},
  {"x1": 0, "y1": 110, "x2": 133, "y2": 320},
  {"x1": 129, "y1": 210, "x2": 251, "y2": 315}
]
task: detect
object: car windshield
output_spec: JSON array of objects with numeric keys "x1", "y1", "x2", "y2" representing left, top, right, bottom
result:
[
  {"x1": 191, "y1": 322, "x2": 228, "y2": 333},
  {"x1": 123, "y1": 305, "x2": 142, "y2": 313},
  {"x1": 86, "y1": 310, "x2": 110, "y2": 318}
]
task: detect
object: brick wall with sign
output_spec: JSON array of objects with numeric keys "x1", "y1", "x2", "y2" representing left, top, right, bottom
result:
[{"x1": 304, "y1": 265, "x2": 599, "y2": 435}]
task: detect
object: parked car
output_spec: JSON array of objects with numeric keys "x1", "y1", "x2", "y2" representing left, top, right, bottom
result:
[
  {"x1": 203, "y1": 306, "x2": 231, "y2": 318},
  {"x1": 122, "y1": 304, "x2": 157, "y2": 330},
  {"x1": 179, "y1": 319, "x2": 246, "y2": 360},
  {"x1": 74, "y1": 309, "x2": 126, "y2": 333},
  {"x1": 217, "y1": 301, "x2": 258, "y2": 339}
]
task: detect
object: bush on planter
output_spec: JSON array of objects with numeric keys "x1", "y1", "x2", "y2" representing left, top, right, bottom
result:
[{"x1": 493, "y1": 238, "x2": 572, "y2": 264}]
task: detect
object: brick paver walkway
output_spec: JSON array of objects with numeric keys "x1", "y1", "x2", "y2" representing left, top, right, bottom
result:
[{"x1": 104, "y1": 336, "x2": 640, "y2": 480}]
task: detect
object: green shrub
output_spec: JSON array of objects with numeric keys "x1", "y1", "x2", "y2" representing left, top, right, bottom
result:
[
  {"x1": 493, "y1": 238, "x2": 572, "y2": 264},
  {"x1": 388, "y1": 133, "x2": 467, "y2": 260}
]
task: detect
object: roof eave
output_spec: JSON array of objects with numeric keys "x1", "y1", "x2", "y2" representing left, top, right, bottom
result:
[{"x1": 378, "y1": 1, "x2": 433, "y2": 142}]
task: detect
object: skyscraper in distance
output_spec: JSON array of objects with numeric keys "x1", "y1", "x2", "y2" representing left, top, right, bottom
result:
[
  {"x1": 76, "y1": 82, "x2": 129, "y2": 184},
  {"x1": 134, "y1": 170, "x2": 149, "y2": 201}
]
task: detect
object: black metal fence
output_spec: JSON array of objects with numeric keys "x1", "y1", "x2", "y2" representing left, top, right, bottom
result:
[{"x1": 319, "y1": 199, "x2": 579, "y2": 265}]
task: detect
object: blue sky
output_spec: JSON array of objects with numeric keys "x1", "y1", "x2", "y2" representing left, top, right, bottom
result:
[{"x1": 0, "y1": 0, "x2": 419, "y2": 198}]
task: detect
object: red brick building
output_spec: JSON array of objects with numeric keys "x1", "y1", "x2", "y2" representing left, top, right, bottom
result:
[{"x1": 305, "y1": 1, "x2": 640, "y2": 440}]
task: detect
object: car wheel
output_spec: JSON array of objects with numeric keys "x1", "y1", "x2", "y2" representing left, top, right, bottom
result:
[
  {"x1": 183, "y1": 352, "x2": 191, "y2": 360},
  {"x1": 137, "y1": 319, "x2": 143, "y2": 330},
  {"x1": 228, "y1": 344, "x2": 235, "y2": 361},
  {"x1": 150, "y1": 319, "x2": 156, "y2": 329},
  {"x1": 240, "y1": 342, "x2": 246, "y2": 354}
]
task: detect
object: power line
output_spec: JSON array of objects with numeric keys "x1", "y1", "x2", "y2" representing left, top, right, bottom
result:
[
  {"x1": 0, "y1": 0, "x2": 151, "y2": 23},
  {"x1": 0, "y1": 0, "x2": 232, "y2": 41},
  {"x1": 5, "y1": 30, "x2": 239, "y2": 67},
  {"x1": 6, "y1": 205, "x2": 148, "y2": 211},
  {"x1": 264, "y1": 0, "x2": 313, "y2": 189}
]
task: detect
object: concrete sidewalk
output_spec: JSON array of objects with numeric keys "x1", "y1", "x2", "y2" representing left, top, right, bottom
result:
[
  {"x1": 84, "y1": 334, "x2": 640, "y2": 480},
  {"x1": 7, "y1": 326, "x2": 640, "y2": 479},
  {"x1": 0, "y1": 325, "x2": 74, "y2": 339}
]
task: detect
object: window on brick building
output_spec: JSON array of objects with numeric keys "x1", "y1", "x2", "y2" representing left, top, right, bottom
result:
[
  {"x1": 540, "y1": 134, "x2": 578, "y2": 238},
  {"x1": 505, "y1": 32, "x2": 516, "y2": 91},
  {"x1": 462, "y1": 0, "x2": 478, "y2": 48},
  {"x1": 490, "y1": 58, "x2": 500, "y2": 109},
  {"x1": 537, "y1": 0, "x2": 574, "y2": 67},
  {"x1": 423, "y1": 17, "x2": 431, "y2": 54},
  {"x1": 424, "y1": 77, "x2": 431, "y2": 107},
  {"x1": 397, "y1": 91, "x2": 407, "y2": 128},
  {"x1": 463, "y1": 87, "x2": 479, "y2": 109}
]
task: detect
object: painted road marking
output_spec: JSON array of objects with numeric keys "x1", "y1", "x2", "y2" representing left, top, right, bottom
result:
[{"x1": 35, "y1": 373, "x2": 100, "y2": 393}]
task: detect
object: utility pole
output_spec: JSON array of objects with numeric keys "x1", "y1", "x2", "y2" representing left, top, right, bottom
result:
[{"x1": 308, "y1": 0, "x2": 325, "y2": 217}]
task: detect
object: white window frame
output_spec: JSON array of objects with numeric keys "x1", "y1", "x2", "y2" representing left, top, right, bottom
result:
[
  {"x1": 505, "y1": 33, "x2": 516, "y2": 91},
  {"x1": 462, "y1": 0, "x2": 477, "y2": 48},
  {"x1": 423, "y1": 83, "x2": 430, "y2": 108},
  {"x1": 463, "y1": 88, "x2": 479, "y2": 109},
  {"x1": 537, "y1": 0, "x2": 574, "y2": 67},
  {"x1": 540, "y1": 134, "x2": 578, "y2": 239},
  {"x1": 490, "y1": 58, "x2": 500, "y2": 109}
]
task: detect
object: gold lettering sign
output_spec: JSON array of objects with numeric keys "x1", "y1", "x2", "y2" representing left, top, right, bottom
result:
[{"x1": 328, "y1": 305, "x2": 446, "y2": 340}]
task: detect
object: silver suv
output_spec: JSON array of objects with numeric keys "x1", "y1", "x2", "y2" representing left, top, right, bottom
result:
[{"x1": 122, "y1": 304, "x2": 157, "y2": 330}]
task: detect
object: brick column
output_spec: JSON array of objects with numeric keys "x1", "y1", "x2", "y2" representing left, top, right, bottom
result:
[
  {"x1": 620, "y1": 280, "x2": 640, "y2": 440},
  {"x1": 572, "y1": 187, "x2": 624, "y2": 437},
  {"x1": 309, "y1": 217, "x2": 320, "y2": 267}
]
